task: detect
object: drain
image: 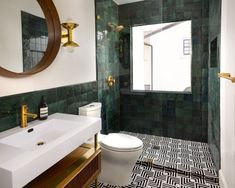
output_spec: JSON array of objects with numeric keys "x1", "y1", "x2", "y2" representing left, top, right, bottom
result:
[
  {"x1": 37, "y1": 141, "x2": 45, "y2": 146},
  {"x1": 152, "y1": 145, "x2": 160, "y2": 150}
]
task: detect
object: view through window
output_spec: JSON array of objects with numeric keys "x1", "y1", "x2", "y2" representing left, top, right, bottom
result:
[{"x1": 132, "y1": 20, "x2": 192, "y2": 92}]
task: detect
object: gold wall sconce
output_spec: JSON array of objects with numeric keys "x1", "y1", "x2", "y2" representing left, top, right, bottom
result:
[
  {"x1": 107, "y1": 75, "x2": 116, "y2": 87},
  {"x1": 61, "y1": 22, "x2": 79, "y2": 47}
]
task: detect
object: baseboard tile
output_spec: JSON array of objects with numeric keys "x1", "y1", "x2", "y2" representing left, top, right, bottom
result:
[{"x1": 219, "y1": 170, "x2": 228, "y2": 188}]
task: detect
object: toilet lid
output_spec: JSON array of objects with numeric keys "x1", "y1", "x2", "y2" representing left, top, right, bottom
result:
[{"x1": 100, "y1": 133, "x2": 143, "y2": 152}]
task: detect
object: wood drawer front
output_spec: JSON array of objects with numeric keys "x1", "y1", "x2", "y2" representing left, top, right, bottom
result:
[
  {"x1": 24, "y1": 147, "x2": 101, "y2": 188},
  {"x1": 65, "y1": 152, "x2": 101, "y2": 188}
]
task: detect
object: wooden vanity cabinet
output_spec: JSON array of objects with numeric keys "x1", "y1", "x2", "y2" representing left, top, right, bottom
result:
[{"x1": 24, "y1": 145, "x2": 101, "y2": 188}]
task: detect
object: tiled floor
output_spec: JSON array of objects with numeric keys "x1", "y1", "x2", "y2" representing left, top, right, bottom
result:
[{"x1": 90, "y1": 132, "x2": 220, "y2": 188}]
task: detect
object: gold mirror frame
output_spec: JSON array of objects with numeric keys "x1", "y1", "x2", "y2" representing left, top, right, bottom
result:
[{"x1": 0, "y1": 0, "x2": 61, "y2": 78}]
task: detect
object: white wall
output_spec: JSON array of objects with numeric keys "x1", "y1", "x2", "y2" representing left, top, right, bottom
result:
[
  {"x1": 144, "y1": 44, "x2": 152, "y2": 88},
  {"x1": 151, "y1": 21, "x2": 191, "y2": 92},
  {"x1": 220, "y1": 0, "x2": 235, "y2": 187},
  {"x1": 132, "y1": 21, "x2": 191, "y2": 92},
  {"x1": 132, "y1": 27, "x2": 145, "y2": 90},
  {"x1": 0, "y1": 0, "x2": 96, "y2": 97}
]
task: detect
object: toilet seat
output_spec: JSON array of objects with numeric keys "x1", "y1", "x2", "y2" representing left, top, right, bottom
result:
[{"x1": 100, "y1": 133, "x2": 143, "y2": 152}]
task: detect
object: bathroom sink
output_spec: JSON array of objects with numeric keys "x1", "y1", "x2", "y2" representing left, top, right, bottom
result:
[
  {"x1": 0, "y1": 119, "x2": 80, "y2": 150},
  {"x1": 0, "y1": 113, "x2": 101, "y2": 188}
]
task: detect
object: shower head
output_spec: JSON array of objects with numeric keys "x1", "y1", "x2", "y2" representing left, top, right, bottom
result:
[
  {"x1": 114, "y1": 25, "x2": 124, "y2": 32},
  {"x1": 107, "y1": 22, "x2": 124, "y2": 32}
]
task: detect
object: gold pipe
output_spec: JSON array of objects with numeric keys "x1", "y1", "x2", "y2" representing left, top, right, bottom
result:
[
  {"x1": 218, "y1": 73, "x2": 235, "y2": 83},
  {"x1": 68, "y1": 29, "x2": 73, "y2": 42},
  {"x1": 21, "y1": 105, "x2": 27, "y2": 128},
  {"x1": 95, "y1": 179, "x2": 98, "y2": 188},
  {"x1": 94, "y1": 133, "x2": 98, "y2": 188}
]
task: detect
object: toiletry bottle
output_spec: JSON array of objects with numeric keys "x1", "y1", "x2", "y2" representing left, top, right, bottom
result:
[{"x1": 39, "y1": 96, "x2": 48, "y2": 120}]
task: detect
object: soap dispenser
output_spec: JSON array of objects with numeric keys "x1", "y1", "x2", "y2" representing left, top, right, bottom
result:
[{"x1": 38, "y1": 96, "x2": 48, "y2": 120}]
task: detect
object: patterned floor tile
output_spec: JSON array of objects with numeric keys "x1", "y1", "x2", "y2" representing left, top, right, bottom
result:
[
  {"x1": 90, "y1": 132, "x2": 220, "y2": 188},
  {"x1": 124, "y1": 132, "x2": 219, "y2": 179}
]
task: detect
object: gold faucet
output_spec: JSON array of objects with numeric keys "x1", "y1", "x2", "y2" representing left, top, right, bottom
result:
[{"x1": 21, "y1": 105, "x2": 38, "y2": 128}]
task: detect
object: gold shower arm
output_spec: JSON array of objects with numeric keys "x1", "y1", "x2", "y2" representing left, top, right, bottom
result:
[{"x1": 218, "y1": 73, "x2": 235, "y2": 83}]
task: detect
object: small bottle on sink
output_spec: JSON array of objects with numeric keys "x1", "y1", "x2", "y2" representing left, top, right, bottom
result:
[{"x1": 38, "y1": 96, "x2": 48, "y2": 120}]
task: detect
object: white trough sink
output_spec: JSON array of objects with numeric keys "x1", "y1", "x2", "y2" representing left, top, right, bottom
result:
[{"x1": 0, "y1": 113, "x2": 101, "y2": 188}]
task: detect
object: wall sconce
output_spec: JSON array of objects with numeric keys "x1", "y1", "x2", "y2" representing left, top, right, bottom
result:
[{"x1": 61, "y1": 22, "x2": 79, "y2": 47}]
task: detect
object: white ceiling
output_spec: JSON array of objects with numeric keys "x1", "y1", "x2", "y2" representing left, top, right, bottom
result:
[{"x1": 113, "y1": 0, "x2": 144, "y2": 5}]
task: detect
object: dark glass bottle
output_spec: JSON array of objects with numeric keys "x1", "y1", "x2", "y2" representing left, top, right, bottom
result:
[{"x1": 38, "y1": 96, "x2": 48, "y2": 120}]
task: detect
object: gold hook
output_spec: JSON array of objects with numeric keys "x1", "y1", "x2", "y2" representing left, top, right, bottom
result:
[{"x1": 218, "y1": 73, "x2": 235, "y2": 83}]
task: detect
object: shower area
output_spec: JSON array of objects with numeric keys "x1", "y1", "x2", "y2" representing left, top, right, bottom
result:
[{"x1": 95, "y1": 0, "x2": 220, "y2": 187}]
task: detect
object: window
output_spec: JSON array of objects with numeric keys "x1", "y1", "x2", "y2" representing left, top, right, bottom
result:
[{"x1": 131, "y1": 20, "x2": 192, "y2": 93}]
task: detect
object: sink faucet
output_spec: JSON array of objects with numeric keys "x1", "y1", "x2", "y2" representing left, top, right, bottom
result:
[{"x1": 21, "y1": 105, "x2": 38, "y2": 128}]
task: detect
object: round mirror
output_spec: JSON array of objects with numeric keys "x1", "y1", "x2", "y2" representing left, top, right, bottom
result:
[{"x1": 0, "y1": 0, "x2": 61, "y2": 78}]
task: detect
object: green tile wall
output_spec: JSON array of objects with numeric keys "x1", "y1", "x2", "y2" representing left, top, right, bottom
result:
[
  {"x1": 208, "y1": 0, "x2": 221, "y2": 170},
  {"x1": 0, "y1": 82, "x2": 98, "y2": 132},
  {"x1": 96, "y1": 0, "x2": 120, "y2": 134},
  {"x1": 118, "y1": 0, "x2": 209, "y2": 142},
  {"x1": 21, "y1": 11, "x2": 48, "y2": 71}
]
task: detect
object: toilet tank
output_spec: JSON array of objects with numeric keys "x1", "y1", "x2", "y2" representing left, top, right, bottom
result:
[{"x1": 79, "y1": 102, "x2": 102, "y2": 118}]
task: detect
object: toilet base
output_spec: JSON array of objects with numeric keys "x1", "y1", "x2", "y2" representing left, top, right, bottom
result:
[
  {"x1": 98, "y1": 159, "x2": 132, "y2": 186},
  {"x1": 99, "y1": 145, "x2": 142, "y2": 186}
]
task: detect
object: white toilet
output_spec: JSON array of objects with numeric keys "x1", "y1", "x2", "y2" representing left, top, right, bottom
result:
[{"x1": 79, "y1": 102, "x2": 143, "y2": 186}]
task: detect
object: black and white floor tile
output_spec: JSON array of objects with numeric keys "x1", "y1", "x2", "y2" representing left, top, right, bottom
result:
[{"x1": 90, "y1": 132, "x2": 220, "y2": 188}]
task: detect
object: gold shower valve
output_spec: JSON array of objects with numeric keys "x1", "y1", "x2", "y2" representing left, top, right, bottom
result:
[{"x1": 107, "y1": 76, "x2": 115, "y2": 87}]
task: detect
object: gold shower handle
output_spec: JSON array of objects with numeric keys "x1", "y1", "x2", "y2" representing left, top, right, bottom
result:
[
  {"x1": 107, "y1": 75, "x2": 115, "y2": 87},
  {"x1": 218, "y1": 73, "x2": 235, "y2": 83}
]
